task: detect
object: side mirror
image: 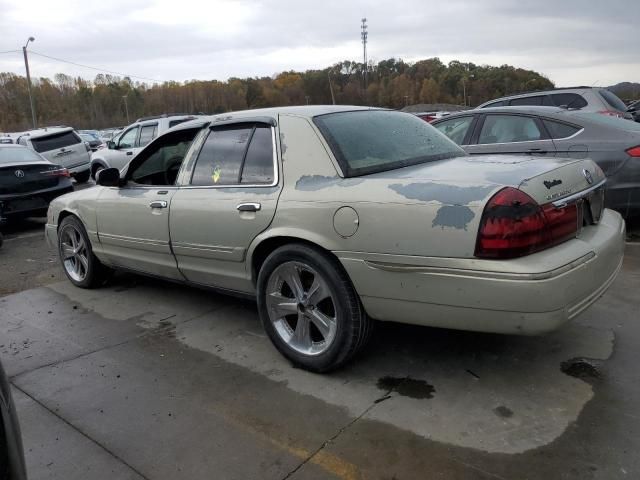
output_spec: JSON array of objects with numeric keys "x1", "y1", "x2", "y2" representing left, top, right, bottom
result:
[
  {"x1": 96, "y1": 167, "x2": 121, "y2": 187},
  {"x1": 107, "y1": 140, "x2": 116, "y2": 149}
]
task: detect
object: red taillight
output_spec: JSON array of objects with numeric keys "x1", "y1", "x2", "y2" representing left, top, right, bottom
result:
[
  {"x1": 626, "y1": 145, "x2": 640, "y2": 157},
  {"x1": 41, "y1": 167, "x2": 71, "y2": 178},
  {"x1": 475, "y1": 187, "x2": 578, "y2": 259},
  {"x1": 597, "y1": 110, "x2": 624, "y2": 118}
]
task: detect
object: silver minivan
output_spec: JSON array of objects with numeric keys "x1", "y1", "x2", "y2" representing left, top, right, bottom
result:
[{"x1": 17, "y1": 127, "x2": 92, "y2": 183}]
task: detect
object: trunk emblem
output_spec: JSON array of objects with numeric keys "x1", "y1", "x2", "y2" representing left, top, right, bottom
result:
[
  {"x1": 14, "y1": 169, "x2": 25, "y2": 178},
  {"x1": 543, "y1": 179, "x2": 562, "y2": 189},
  {"x1": 582, "y1": 169, "x2": 593, "y2": 185}
]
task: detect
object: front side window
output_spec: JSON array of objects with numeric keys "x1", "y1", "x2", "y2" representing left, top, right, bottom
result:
[
  {"x1": 118, "y1": 127, "x2": 139, "y2": 149},
  {"x1": 128, "y1": 128, "x2": 200, "y2": 185},
  {"x1": 478, "y1": 115, "x2": 543, "y2": 144},
  {"x1": 434, "y1": 116, "x2": 474, "y2": 145},
  {"x1": 313, "y1": 110, "x2": 464, "y2": 177},
  {"x1": 31, "y1": 131, "x2": 81, "y2": 153},
  {"x1": 191, "y1": 124, "x2": 274, "y2": 186}
]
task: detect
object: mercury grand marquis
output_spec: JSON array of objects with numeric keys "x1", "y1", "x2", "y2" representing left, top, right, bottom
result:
[{"x1": 45, "y1": 106, "x2": 625, "y2": 372}]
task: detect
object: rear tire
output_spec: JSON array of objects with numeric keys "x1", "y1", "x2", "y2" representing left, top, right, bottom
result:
[
  {"x1": 58, "y1": 216, "x2": 111, "y2": 288},
  {"x1": 74, "y1": 170, "x2": 90, "y2": 183},
  {"x1": 257, "y1": 243, "x2": 371, "y2": 372}
]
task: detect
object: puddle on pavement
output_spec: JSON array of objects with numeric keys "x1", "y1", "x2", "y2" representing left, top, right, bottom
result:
[
  {"x1": 377, "y1": 376, "x2": 436, "y2": 399},
  {"x1": 493, "y1": 405, "x2": 514, "y2": 418},
  {"x1": 560, "y1": 357, "x2": 601, "y2": 384}
]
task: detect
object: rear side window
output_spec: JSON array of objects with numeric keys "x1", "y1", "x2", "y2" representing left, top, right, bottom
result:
[
  {"x1": 314, "y1": 110, "x2": 464, "y2": 177},
  {"x1": 191, "y1": 124, "x2": 274, "y2": 186},
  {"x1": 30, "y1": 131, "x2": 81, "y2": 153},
  {"x1": 479, "y1": 115, "x2": 543, "y2": 144},
  {"x1": 542, "y1": 120, "x2": 581, "y2": 139},
  {"x1": 551, "y1": 93, "x2": 587, "y2": 108},
  {"x1": 599, "y1": 89, "x2": 628, "y2": 112},
  {"x1": 481, "y1": 101, "x2": 506, "y2": 108},
  {"x1": 240, "y1": 126, "x2": 274, "y2": 184},
  {"x1": 433, "y1": 116, "x2": 474, "y2": 145},
  {"x1": 169, "y1": 118, "x2": 193, "y2": 128},
  {"x1": 138, "y1": 124, "x2": 158, "y2": 147},
  {"x1": 510, "y1": 96, "x2": 542, "y2": 106}
]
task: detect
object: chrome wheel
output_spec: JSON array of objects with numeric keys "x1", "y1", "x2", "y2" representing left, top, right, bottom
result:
[
  {"x1": 59, "y1": 224, "x2": 89, "y2": 282},
  {"x1": 265, "y1": 261, "x2": 338, "y2": 356}
]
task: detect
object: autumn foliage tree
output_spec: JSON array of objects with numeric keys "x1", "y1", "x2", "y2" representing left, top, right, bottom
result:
[{"x1": 0, "y1": 58, "x2": 553, "y2": 132}]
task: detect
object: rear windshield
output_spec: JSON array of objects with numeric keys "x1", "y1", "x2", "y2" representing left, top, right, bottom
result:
[
  {"x1": 0, "y1": 146, "x2": 44, "y2": 164},
  {"x1": 574, "y1": 112, "x2": 640, "y2": 131},
  {"x1": 313, "y1": 110, "x2": 465, "y2": 177},
  {"x1": 31, "y1": 131, "x2": 81, "y2": 153},
  {"x1": 599, "y1": 89, "x2": 628, "y2": 112}
]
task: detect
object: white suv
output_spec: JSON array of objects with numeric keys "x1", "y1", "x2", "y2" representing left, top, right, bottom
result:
[
  {"x1": 90, "y1": 114, "x2": 198, "y2": 179},
  {"x1": 16, "y1": 127, "x2": 92, "y2": 182}
]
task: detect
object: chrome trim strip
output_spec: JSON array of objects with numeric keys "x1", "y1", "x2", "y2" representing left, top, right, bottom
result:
[
  {"x1": 551, "y1": 178, "x2": 606, "y2": 207},
  {"x1": 363, "y1": 251, "x2": 596, "y2": 281}
]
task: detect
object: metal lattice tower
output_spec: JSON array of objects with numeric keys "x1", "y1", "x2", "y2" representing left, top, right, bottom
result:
[{"x1": 361, "y1": 18, "x2": 368, "y2": 90}]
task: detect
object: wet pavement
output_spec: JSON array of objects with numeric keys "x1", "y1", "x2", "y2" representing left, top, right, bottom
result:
[{"x1": 0, "y1": 204, "x2": 639, "y2": 479}]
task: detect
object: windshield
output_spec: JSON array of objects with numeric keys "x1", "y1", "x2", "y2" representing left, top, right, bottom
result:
[
  {"x1": 313, "y1": 110, "x2": 465, "y2": 177},
  {"x1": 599, "y1": 89, "x2": 628, "y2": 112},
  {"x1": 0, "y1": 146, "x2": 45, "y2": 164}
]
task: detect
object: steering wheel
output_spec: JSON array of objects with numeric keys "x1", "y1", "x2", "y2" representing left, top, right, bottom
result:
[{"x1": 164, "y1": 156, "x2": 183, "y2": 185}]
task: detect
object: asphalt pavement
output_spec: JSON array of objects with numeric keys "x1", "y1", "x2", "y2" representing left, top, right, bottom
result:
[{"x1": 1, "y1": 184, "x2": 639, "y2": 480}]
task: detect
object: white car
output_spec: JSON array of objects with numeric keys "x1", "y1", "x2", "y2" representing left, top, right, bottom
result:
[
  {"x1": 16, "y1": 127, "x2": 91, "y2": 183},
  {"x1": 90, "y1": 114, "x2": 198, "y2": 179}
]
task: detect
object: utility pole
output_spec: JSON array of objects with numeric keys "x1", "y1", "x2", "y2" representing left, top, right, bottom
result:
[
  {"x1": 23, "y1": 37, "x2": 37, "y2": 129},
  {"x1": 361, "y1": 18, "x2": 368, "y2": 92},
  {"x1": 327, "y1": 71, "x2": 336, "y2": 105},
  {"x1": 122, "y1": 95, "x2": 130, "y2": 124}
]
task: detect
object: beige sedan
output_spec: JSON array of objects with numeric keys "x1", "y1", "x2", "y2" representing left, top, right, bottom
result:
[{"x1": 45, "y1": 106, "x2": 625, "y2": 372}]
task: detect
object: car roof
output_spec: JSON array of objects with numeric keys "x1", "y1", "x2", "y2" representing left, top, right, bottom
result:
[
  {"x1": 173, "y1": 105, "x2": 379, "y2": 131},
  {"x1": 477, "y1": 88, "x2": 603, "y2": 108},
  {"x1": 19, "y1": 126, "x2": 74, "y2": 139}
]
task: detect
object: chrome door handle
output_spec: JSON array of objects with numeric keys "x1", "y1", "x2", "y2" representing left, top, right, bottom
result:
[
  {"x1": 237, "y1": 202, "x2": 261, "y2": 212},
  {"x1": 149, "y1": 200, "x2": 168, "y2": 209}
]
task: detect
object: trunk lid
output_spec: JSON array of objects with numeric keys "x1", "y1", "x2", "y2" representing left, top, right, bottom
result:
[{"x1": 0, "y1": 162, "x2": 61, "y2": 195}]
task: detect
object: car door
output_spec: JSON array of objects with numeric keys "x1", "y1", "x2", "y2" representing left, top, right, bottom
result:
[
  {"x1": 105, "y1": 125, "x2": 140, "y2": 170},
  {"x1": 169, "y1": 120, "x2": 281, "y2": 293},
  {"x1": 95, "y1": 127, "x2": 201, "y2": 280},
  {"x1": 465, "y1": 113, "x2": 557, "y2": 157}
]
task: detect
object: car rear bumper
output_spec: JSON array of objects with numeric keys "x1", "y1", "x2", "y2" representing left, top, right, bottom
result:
[
  {"x1": 337, "y1": 208, "x2": 625, "y2": 335},
  {"x1": 0, "y1": 184, "x2": 74, "y2": 217},
  {"x1": 68, "y1": 162, "x2": 90, "y2": 175}
]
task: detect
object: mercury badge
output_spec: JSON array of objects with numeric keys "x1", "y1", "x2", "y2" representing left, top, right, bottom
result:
[
  {"x1": 582, "y1": 168, "x2": 594, "y2": 185},
  {"x1": 14, "y1": 169, "x2": 25, "y2": 178}
]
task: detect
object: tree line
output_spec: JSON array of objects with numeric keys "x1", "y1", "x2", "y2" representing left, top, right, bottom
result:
[{"x1": 0, "y1": 57, "x2": 554, "y2": 132}]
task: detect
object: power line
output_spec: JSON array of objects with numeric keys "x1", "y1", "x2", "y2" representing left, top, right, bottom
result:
[
  {"x1": 0, "y1": 49, "x2": 20, "y2": 55},
  {"x1": 27, "y1": 50, "x2": 163, "y2": 83}
]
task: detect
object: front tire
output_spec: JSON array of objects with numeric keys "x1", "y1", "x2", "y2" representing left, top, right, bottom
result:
[
  {"x1": 257, "y1": 243, "x2": 371, "y2": 372},
  {"x1": 58, "y1": 216, "x2": 111, "y2": 288},
  {"x1": 74, "y1": 170, "x2": 91, "y2": 183}
]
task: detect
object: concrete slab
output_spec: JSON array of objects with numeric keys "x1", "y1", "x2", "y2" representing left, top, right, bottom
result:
[{"x1": 12, "y1": 386, "x2": 144, "y2": 480}]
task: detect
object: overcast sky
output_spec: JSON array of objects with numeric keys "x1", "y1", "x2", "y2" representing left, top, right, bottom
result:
[{"x1": 0, "y1": 0, "x2": 638, "y2": 87}]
